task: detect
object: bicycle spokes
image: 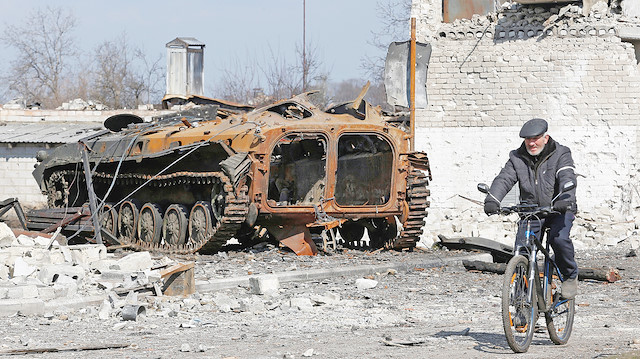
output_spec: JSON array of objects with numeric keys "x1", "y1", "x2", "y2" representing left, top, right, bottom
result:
[
  {"x1": 545, "y1": 272, "x2": 575, "y2": 345},
  {"x1": 503, "y1": 256, "x2": 537, "y2": 353}
]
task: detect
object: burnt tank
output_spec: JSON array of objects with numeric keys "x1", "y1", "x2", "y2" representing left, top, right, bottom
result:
[{"x1": 32, "y1": 89, "x2": 431, "y2": 255}]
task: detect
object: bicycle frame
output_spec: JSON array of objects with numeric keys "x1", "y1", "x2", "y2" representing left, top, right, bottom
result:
[{"x1": 518, "y1": 216, "x2": 568, "y2": 313}]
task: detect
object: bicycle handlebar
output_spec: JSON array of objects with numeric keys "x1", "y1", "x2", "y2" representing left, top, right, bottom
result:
[{"x1": 497, "y1": 204, "x2": 559, "y2": 218}]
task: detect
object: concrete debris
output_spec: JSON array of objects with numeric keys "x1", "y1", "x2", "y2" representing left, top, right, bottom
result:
[
  {"x1": 56, "y1": 98, "x2": 108, "y2": 111},
  {"x1": 355, "y1": 278, "x2": 378, "y2": 290},
  {"x1": 115, "y1": 252, "x2": 153, "y2": 272},
  {"x1": 249, "y1": 274, "x2": 280, "y2": 295},
  {"x1": 438, "y1": 0, "x2": 635, "y2": 42}
]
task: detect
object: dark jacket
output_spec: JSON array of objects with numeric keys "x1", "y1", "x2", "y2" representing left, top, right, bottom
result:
[{"x1": 486, "y1": 137, "x2": 577, "y2": 213}]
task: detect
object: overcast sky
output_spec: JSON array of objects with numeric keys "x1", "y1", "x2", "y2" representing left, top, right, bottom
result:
[{"x1": 0, "y1": 0, "x2": 408, "y2": 98}]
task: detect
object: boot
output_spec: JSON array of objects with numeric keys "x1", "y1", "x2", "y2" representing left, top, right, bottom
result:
[{"x1": 561, "y1": 277, "x2": 577, "y2": 299}]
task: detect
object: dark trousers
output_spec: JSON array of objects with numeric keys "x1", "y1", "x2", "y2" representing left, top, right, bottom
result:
[{"x1": 515, "y1": 212, "x2": 578, "y2": 280}]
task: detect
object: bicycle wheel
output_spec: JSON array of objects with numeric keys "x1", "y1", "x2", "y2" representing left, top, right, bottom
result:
[
  {"x1": 545, "y1": 269, "x2": 575, "y2": 345},
  {"x1": 502, "y1": 255, "x2": 538, "y2": 353}
]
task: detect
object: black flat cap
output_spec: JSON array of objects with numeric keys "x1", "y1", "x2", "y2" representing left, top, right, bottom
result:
[{"x1": 519, "y1": 118, "x2": 548, "y2": 138}]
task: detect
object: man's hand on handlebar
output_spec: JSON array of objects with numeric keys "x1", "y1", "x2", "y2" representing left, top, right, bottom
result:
[
  {"x1": 484, "y1": 201, "x2": 500, "y2": 215},
  {"x1": 553, "y1": 200, "x2": 570, "y2": 213}
]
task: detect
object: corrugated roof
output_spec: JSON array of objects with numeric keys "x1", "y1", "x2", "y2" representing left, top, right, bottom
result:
[
  {"x1": 166, "y1": 37, "x2": 205, "y2": 48},
  {"x1": 0, "y1": 122, "x2": 104, "y2": 144}
]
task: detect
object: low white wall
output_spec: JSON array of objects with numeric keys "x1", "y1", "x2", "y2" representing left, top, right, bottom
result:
[
  {"x1": 416, "y1": 125, "x2": 640, "y2": 218},
  {"x1": 0, "y1": 144, "x2": 48, "y2": 207}
]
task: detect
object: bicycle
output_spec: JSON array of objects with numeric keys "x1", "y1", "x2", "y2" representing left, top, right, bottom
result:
[{"x1": 477, "y1": 181, "x2": 576, "y2": 353}]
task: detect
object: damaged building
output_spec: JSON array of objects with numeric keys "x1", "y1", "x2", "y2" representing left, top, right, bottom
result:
[{"x1": 411, "y1": 0, "x2": 640, "y2": 236}]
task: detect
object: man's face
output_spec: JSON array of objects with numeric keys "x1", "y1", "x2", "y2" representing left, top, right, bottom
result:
[{"x1": 524, "y1": 133, "x2": 549, "y2": 156}]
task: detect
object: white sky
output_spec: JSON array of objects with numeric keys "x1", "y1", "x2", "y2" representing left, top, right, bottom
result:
[{"x1": 0, "y1": 0, "x2": 408, "y2": 97}]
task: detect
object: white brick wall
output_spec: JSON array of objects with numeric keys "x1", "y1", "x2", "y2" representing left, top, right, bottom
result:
[
  {"x1": 0, "y1": 144, "x2": 47, "y2": 207},
  {"x1": 412, "y1": 0, "x2": 640, "y2": 218},
  {"x1": 417, "y1": 126, "x2": 640, "y2": 215}
]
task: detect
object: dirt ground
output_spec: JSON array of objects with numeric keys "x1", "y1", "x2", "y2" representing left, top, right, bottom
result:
[{"x1": 0, "y1": 243, "x2": 638, "y2": 359}]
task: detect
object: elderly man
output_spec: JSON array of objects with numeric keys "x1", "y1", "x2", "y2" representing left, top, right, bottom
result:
[{"x1": 484, "y1": 118, "x2": 578, "y2": 299}]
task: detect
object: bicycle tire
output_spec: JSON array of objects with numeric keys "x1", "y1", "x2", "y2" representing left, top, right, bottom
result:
[
  {"x1": 502, "y1": 255, "x2": 538, "y2": 353},
  {"x1": 545, "y1": 269, "x2": 575, "y2": 345}
]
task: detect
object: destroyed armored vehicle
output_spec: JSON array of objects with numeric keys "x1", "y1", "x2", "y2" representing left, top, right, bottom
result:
[{"x1": 32, "y1": 89, "x2": 431, "y2": 255}]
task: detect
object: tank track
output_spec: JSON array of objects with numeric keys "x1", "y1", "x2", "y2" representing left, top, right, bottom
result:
[
  {"x1": 391, "y1": 168, "x2": 431, "y2": 250},
  {"x1": 45, "y1": 169, "x2": 249, "y2": 255}
]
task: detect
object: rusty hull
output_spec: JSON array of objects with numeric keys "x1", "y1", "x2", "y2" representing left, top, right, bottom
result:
[{"x1": 32, "y1": 91, "x2": 429, "y2": 255}]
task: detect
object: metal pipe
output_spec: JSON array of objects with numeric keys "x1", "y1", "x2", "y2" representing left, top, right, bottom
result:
[
  {"x1": 80, "y1": 142, "x2": 103, "y2": 245},
  {"x1": 410, "y1": 17, "x2": 416, "y2": 152},
  {"x1": 302, "y1": 0, "x2": 307, "y2": 92}
]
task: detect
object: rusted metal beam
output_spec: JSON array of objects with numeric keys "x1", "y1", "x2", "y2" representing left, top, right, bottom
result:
[{"x1": 80, "y1": 142, "x2": 103, "y2": 245}]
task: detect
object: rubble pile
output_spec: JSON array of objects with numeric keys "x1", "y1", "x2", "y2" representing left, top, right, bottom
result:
[
  {"x1": 0, "y1": 222, "x2": 188, "y2": 317},
  {"x1": 56, "y1": 98, "x2": 108, "y2": 111},
  {"x1": 436, "y1": 1, "x2": 639, "y2": 40}
]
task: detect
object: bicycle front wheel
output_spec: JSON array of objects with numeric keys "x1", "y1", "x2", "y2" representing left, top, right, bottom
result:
[
  {"x1": 502, "y1": 255, "x2": 538, "y2": 353},
  {"x1": 545, "y1": 270, "x2": 575, "y2": 345}
]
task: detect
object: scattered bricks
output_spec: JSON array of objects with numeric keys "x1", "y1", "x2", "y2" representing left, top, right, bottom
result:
[
  {"x1": 37, "y1": 264, "x2": 85, "y2": 285},
  {"x1": 355, "y1": 278, "x2": 378, "y2": 290},
  {"x1": 98, "y1": 299, "x2": 111, "y2": 320},
  {"x1": 212, "y1": 293, "x2": 240, "y2": 312},
  {"x1": 22, "y1": 248, "x2": 59, "y2": 266},
  {"x1": 0, "y1": 222, "x2": 15, "y2": 247},
  {"x1": 12, "y1": 257, "x2": 37, "y2": 277},
  {"x1": 52, "y1": 282, "x2": 78, "y2": 297},
  {"x1": 60, "y1": 246, "x2": 73, "y2": 262},
  {"x1": 98, "y1": 270, "x2": 129, "y2": 281},
  {"x1": 69, "y1": 244, "x2": 107, "y2": 269},
  {"x1": 116, "y1": 252, "x2": 153, "y2": 272},
  {"x1": 15, "y1": 235, "x2": 35, "y2": 246},
  {"x1": 249, "y1": 274, "x2": 280, "y2": 295},
  {"x1": 0, "y1": 298, "x2": 45, "y2": 316},
  {"x1": 289, "y1": 297, "x2": 314, "y2": 311},
  {"x1": 37, "y1": 286, "x2": 58, "y2": 300},
  {"x1": 0, "y1": 264, "x2": 10, "y2": 280},
  {"x1": 90, "y1": 258, "x2": 120, "y2": 273},
  {"x1": 6, "y1": 284, "x2": 39, "y2": 299},
  {"x1": 0, "y1": 286, "x2": 9, "y2": 299}
]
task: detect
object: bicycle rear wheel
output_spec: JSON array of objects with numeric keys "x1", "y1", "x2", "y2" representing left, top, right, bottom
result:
[
  {"x1": 545, "y1": 270, "x2": 575, "y2": 345},
  {"x1": 502, "y1": 255, "x2": 538, "y2": 353}
]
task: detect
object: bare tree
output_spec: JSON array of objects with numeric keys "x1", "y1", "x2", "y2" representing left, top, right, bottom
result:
[
  {"x1": 259, "y1": 45, "x2": 302, "y2": 101},
  {"x1": 91, "y1": 34, "x2": 165, "y2": 109},
  {"x1": 326, "y1": 79, "x2": 387, "y2": 108},
  {"x1": 214, "y1": 42, "x2": 327, "y2": 105},
  {"x1": 134, "y1": 49, "x2": 165, "y2": 105},
  {"x1": 360, "y1": 0, "x2": 411, "y2": 82},
  {"x1": 1, "y1": 6, "x2": 78, "y2": 108},
  {"x1": 214, "y1": 53, "x2": 261, "y2": 104}
]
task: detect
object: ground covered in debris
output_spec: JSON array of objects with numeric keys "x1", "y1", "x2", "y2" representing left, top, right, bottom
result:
[{"x1": 0, "y1": 242, "x2": 638, "y2": 359}]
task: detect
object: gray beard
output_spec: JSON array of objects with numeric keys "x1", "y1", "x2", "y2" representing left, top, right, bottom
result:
[{"x1": 527, "y1": 143, "x2": 545, "y2": 156}]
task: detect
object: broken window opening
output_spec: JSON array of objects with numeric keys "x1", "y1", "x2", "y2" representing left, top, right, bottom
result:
[
  {"x1": 335, "y1": 134, "x2": 393, "y2": 206},
  {"x1": 268, "y1": 133, "x2": 327, "y2": 207},
  {"x1": 266, "y1": 102, "x2": 312, "y2": 120}
]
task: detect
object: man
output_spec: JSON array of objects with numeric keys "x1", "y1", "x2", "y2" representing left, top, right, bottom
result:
[{"x1": 484, "y1": 118, "x2": 578, "y2": 299}]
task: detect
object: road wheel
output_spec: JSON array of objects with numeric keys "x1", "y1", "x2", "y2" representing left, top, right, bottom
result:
[
  {"x1": 162, "y1": 204, "x2": 189, "y2": 246},
  {"x1": 118, "y1": 199, "x2": 140, "y2": 240},
  {"x1": 188, "y1": 201, "x2": 214, "y2": 246},
  {"x1": 138, "y1": 203, "x2": 162, "y2": 244}
]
